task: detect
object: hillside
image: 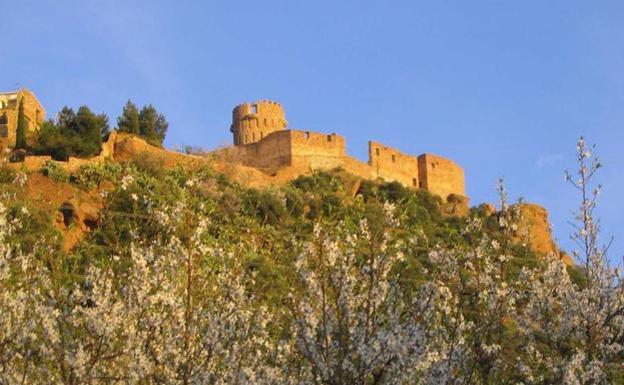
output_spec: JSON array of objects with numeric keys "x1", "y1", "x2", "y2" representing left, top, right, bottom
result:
[
  {"x1": 4, "y1": 132, "x2": 566, "y2": 261},
  {"x1": 3, "y1": 130, "x2": 624, "y2": 383}
]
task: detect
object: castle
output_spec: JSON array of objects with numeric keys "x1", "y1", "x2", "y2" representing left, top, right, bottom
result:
[
  {"x1": 0, "y1": 89, "x2": 45, "y2": 149},
  {"x1": 0, "y1": 90, "x2": 466, "y2": 201},
  {"x1": 226, "y1": 100, "x2": 466, "y2": 200}
]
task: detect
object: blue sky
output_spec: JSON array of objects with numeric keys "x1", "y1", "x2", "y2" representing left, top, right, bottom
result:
[{"x1": 2, "y1": 1, "x2": 623, "y2": 260}]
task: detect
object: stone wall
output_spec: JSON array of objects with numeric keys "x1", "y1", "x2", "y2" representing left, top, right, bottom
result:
[
  {"x1": 418, "y1": 153, "x2": 465, "y2": 199},
  {"x1": 237, "y1": 130, "x2": 292, "y2": 170},
  {"x1": 231, "y1": 100, "x2": 288, "y2": 145},
  {"x1": 368, "y1": 141, "x2": 420, "y2": 188},
  {"x1": 0, "y1": 89, "x2": 45, "y2": 149},
  {"x1": 289, "y1": 130, "x2": 346, "y2": 170}
]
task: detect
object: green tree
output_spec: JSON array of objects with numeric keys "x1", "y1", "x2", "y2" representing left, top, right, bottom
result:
[
  {"x1": 139, "y1": 104, "x2": 168, "y2": 146},
  {"x1": 33, "y1": 106, "x2": 109, "y2": 160},
  {"x1": 116, "y1": 100, "x2": 140, "y2": 135},
  {"x1": 15, "y1": 99, "x2": 27, "y2": 149}
]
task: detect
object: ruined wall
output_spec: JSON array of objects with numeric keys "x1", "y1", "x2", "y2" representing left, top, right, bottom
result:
[
  {"x1": 368, "y1": 141, "x2": 420, "y2": 188},
  {"x1": 289, "y1": 130, "x2": 346, "y2": 170},
  {"x1": 237, "y1": 130, "x2": 292, "y2": 170},
  {"x1": 418, "y1": 153, "x2": 465, "y2": 199},
  {"x1": 230, "y1": 100, "x2": 288, "y2": 145},
  {"x1": 0, "y1": 89, "x2": 45, "y2": 149}
]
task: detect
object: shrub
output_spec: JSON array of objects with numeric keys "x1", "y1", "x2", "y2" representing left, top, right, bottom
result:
[
  {"x1": 0, "y1": 164, "x2": 17, "y2": 184},
  {"x1": 130, "y1": 152, "x2": 166, "y2": 179},
  {"x1": 41, "y1": 160, "x2": 69, "y2": 183},
  {"x1": 70, "y1": 162, "x2": 122, "y2": 190}
]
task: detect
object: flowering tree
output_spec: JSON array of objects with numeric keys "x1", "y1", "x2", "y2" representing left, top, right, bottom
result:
[
  {"x1": 518, "y1": 137, "x2": 624, "y2": 383},
  {"x1": 0, "y1": 175, "x2": 281, "y2": 384},
  {"x1": 424, "y1": 190, "x2": 526, "y2": 384},
  {"x1": 289, "y1": 204, "x2": 440, "y2": 384}
]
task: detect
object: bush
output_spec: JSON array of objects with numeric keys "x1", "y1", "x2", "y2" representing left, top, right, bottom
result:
[
  {"x1": 130, "y1": 152, "x2": 166, "y2": 179},
  {"x1": 41, "y1": 160, "x2": 69, "y2": 183},
  {"x1": 0, "y1": 164, "x2": 17, "y2": 184},
  {"x1": 70, "y1": 162, "x2": 122, "y2": 190}
]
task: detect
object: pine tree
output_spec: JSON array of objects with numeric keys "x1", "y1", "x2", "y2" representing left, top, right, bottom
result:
[
  {"x1": 116, "y1": 100, "x2": 140, "y2": 135},
  {"x1": 139, "y1": 104, "x2": 168, "y2": 146}
]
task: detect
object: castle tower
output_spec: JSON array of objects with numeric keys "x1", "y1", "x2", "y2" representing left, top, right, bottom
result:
[{"x1": 230, "y1": 100, "x2": 287, "y2": 145}]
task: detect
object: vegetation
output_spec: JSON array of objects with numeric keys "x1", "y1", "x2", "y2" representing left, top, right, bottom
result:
[
  {"x1": 33, "y1": 106, "x2": 109, "y2": 160},
  {"x1": 117, "y1": 100, "x2": 168, "y2": 146},
  {"x1": 0, "y1": 137, "x2": 621, "y2": 384},
  {"x1": 41, "y1": 160, "x2": 69, "y2": 183},
  {"x1": 14, "y1": 98, "x2": 27, "y2": 149}
]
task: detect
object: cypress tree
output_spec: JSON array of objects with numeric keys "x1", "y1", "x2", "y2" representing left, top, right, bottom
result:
[{"x1": 15, "y1": 99, "x2": 27, "y2": 149}]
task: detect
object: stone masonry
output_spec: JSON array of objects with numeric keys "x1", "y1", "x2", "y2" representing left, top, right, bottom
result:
[
  {"x1": 0, "y1": 89, "x2": 45, "y2": 149},
  {"x1": 228, "y1": 100, "x2": 466, "y2": 199}
]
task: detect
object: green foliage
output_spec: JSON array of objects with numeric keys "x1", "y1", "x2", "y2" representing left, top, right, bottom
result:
[
  {"x1": 41, "y1": 160, "x2": 69, "y2": 183},
  {"x1": 34, "y1": 106, "x2": 109, "y2": 160},
  {"x1": 15, "y1": 99, "x2": 27, "y2": 149},
  {"x1": 116, "y1": 100, "x2": 140, "y2": 135},
  {"x1": 70, "y1": 162, "x2": 122, "y2": 190},
  {"x1": 129, "y1": 152, "x2": 166, "y2": 179},
  {"x1": 117, "y1": 101, "x2": 168, "y2": 146},
  {"x1": 0, "y1": 164, "x2": 17, "y2": 184},
  {"x1": 5, "y1": 202, "x2": 61, "y2": 257}
]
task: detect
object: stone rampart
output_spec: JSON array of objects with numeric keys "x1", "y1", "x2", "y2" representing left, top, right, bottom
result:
[
  {"x1": 289, "y1": 130, "x2": 346, "y2": 170},
  {"x1": 368, "y1": 141, "x2": 420, "y2": 188},
  {"x1": 418, "y1": 153, "x2": 465, "y2": 199}
]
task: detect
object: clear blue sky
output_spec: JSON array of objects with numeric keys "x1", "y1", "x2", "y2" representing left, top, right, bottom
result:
[{"x1": 2, "y1": 1, "x2": 623, "y2": 260}]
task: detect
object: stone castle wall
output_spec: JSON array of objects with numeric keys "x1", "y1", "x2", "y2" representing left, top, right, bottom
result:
[
  {"x1": 236, "y1": 130, "x2": 292, "y2": 170},
  {"x1": 289, "y1": 131, "x2": 346, "y2": 170},
  {"x1": 0, "y1": 89, "x2": 45, "y2": 149},
  {"x1": 228, "y1": 100, "x2": 467, "y2": 200},
  {"x1": 418, "y1": 153, "x2": 465, "y2": 198},
  {"x1": 230, "y1": 100, "x2": 288, "y2": 145},
  {"x1": 368, "y1": 141, "x2": 421, "y2": 188}
]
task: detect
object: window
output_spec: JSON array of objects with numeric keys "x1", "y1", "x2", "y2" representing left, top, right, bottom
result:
[
  {"x1": 305, "y1": 131, "x2": 310, "y2": 139},
  {"x1": 419, "y1": 181, "x2": 423, "y2": 188},
  {"x1": 327, "y1": 135, "x2": 332, "y2": 142},
  {"x1": 251, "y1": 104, "x2": 258, "y2": 113},
  {"x1": 412, "y1": 178, "x2": 417, "y2": 186},
  {"x1": 375, "y1": 148, "x2": 380, "y2": 156},
  {"x1": 391, "y1": 154, "x2": 396, "y2": 162}
]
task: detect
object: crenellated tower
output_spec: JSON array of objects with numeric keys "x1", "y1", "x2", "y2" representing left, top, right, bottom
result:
[{"x1": 230, "y1": 100, "x2": 287, "y2": 145}]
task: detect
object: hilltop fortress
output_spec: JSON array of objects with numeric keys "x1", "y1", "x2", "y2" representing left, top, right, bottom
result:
[
  {"x1": 223, "y1": 100, "x2": 465, "y2": 200},
  {"x1": 1, "y1": 90, "x2": 571, "y2": 262},
  {"x1": 0, "y1": 92, "x2": 466, "y2": 200}
]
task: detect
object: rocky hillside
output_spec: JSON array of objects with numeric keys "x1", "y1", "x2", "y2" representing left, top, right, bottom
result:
[{"x1": 3, "y1": 132, "x2": 569, "y2": 265}]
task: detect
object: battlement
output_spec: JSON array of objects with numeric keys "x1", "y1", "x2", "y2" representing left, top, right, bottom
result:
[
  {"x1": 228, "y1": 101, "x2": 466, "y2": 199},
  {"x1": 230, "y1": 100, "x2": 288, "y2": 145}
]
